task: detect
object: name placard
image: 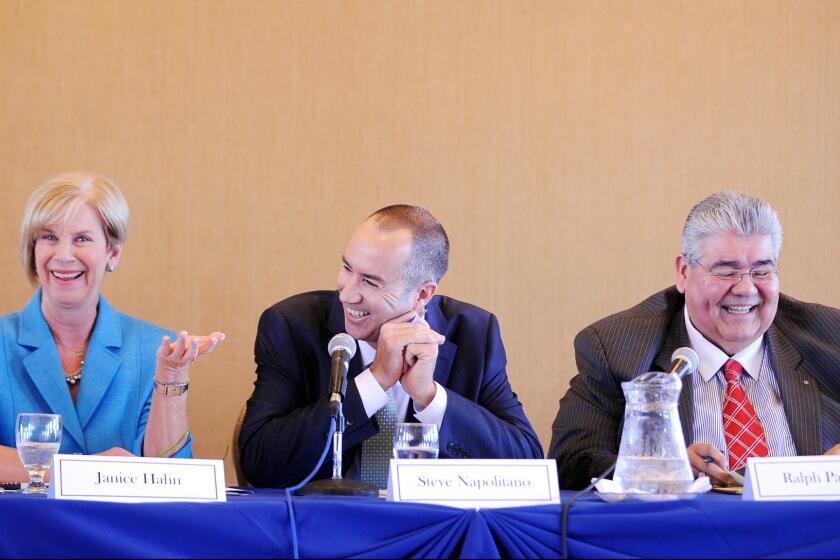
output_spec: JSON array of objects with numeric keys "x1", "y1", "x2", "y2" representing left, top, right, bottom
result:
[
  {"x1": 743, "y1": 456, "x2": 840, "y2": 501},
  {"x1": 387, "y1": 459, "x2": 559, "y2": 509},
  {"x1": 49, "y1": 454, "x2": 226, "y2": 503}
]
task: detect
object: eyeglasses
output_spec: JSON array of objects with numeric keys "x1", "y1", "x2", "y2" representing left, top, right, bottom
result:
[{"x1": 694, "y1": 261, "x2": 779, "y2": 285}]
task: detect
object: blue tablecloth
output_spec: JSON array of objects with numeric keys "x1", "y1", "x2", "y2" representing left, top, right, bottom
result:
[{"x1": 1, "y1": 489, "x2": 838, "y2": 558}]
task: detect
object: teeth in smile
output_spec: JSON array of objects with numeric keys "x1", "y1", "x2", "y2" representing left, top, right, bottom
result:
[
  {"x1": 725, "y1": 305, "x2": 754, "y2": 314},
  {"x1": 52, "y1": 271, "x2": 83, "y2": 280},
  {"x1": 348, "y1": 308, "x2": 369, "y2": 318}
]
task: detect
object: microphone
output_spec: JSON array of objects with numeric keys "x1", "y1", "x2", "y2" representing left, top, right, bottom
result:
[
  {"x1": 295, "y1": 332, "x2": 376, "y2": 496},
  {"x1": 328, "y1": 333, "x2": 357, "y2": 417},
  {"x1": 669, "y1": 347, "x2": 699, "y2": 377}
]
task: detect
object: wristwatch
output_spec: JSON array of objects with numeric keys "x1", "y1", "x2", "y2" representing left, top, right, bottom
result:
[{"x1": 154, "y1": 379, "x2": 189, "y2": 396}]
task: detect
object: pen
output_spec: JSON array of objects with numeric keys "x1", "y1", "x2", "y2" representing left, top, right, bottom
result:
[
  {"x1": 698, "y1": 455, "x2": 713, "y2": 477},
  {"x1": 701, "y1": 456, "x2": 745, "y2": 485}
]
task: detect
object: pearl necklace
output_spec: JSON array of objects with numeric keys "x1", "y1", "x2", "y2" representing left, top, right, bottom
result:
[{"x1": 64, "y1": 350, "x2": 84, "y2": 385}]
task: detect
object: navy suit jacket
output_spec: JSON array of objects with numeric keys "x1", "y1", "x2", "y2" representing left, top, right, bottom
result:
[
  {"x1": 549, "y1": 286, "x2": 840, "y2": 489},
  {"x1": 239, "y1": 290, "x2": 543, "y2": 488}
]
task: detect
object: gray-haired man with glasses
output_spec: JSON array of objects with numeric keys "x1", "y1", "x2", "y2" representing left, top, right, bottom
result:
[{"x1": 549, "y1": 191, "x2": 840, "y2": 489}]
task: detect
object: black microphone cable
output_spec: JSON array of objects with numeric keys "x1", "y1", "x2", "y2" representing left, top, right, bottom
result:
[{"x1": 560, "y1": 460, "x2": 616, "y2": 560}]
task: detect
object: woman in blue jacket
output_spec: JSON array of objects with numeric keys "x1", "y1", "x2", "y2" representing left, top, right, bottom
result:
[{"x1": 0, "y1": 171, "x2": 224, "y2": 482}]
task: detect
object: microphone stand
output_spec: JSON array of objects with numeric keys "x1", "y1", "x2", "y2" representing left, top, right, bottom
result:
[{"x1": 295, "y1": 396, "x2": 378, "y2": 497}]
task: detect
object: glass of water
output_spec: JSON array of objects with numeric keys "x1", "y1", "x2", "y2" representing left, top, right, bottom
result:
[
  {"x1": 392, "y1": 423, "x2": 439, "y2": 459},
  {"x1": 16, "y1": 413, "x2": 62, "y2": 494}
]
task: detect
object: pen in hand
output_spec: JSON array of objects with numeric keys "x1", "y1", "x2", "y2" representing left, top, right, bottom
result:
[{"x1": 702, "y1": 455, "x2": 745, "y2": 485}]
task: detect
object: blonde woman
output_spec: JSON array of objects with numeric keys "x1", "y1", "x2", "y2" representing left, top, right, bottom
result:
[{"x1": 0, "y1": 172, "x2": 224, "y2": 482}]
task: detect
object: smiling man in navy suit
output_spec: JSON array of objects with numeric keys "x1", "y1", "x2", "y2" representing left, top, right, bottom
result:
[{"x1": 239, "y1": 205, "x2": 542, "y2": 488}]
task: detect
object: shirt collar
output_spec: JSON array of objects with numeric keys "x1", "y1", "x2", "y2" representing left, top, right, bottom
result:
[
  {"x1": 683, "y1": 305, "x2": 764, "y2": 382},
  {"x1": 358, "y1": 340, "x2": 376, "y2": 368}
]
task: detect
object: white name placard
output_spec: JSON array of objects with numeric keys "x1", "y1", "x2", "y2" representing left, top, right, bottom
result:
[
  {"x1": 387, "y1": 459, "x2": 560, "y2": 509},
  {"x1": 743, "y1": 455, "x2": 840, "y2": 501},
  {"x1": 49, "y1": 454, "x2": 226, "y2": 503}
]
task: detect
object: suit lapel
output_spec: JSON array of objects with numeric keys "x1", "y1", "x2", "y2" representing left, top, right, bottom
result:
[
  {"x1": 652, "y1": 311, "x2": 695, "y2": 444},
  {"x1": 327, "y1": 294, "x2": 365, "y2": 379},
  {"x1": 327, "y1": 292, "x2": 346, "y2": 337},
  {"x1": 75, "y1": 297, "x2": 122, "y2": 430},
  {"x1": 17, "y1": 292, "x2": 85, "y2": 450},
  {"x1": 766, "y1": 325, "x2": 820, "y2": 455},
  {"x1": 425, "y1": 297, "x2": 456, "y2": 389}
]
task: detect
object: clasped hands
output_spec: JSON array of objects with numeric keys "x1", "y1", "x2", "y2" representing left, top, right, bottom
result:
[{"x1": 370, "y1": 310, "x2": 445, "y2": 408}]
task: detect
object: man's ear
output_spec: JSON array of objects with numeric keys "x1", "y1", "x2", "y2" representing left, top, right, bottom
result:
[
  {"x1": 414, "y1": 281, "x2": 438, "y2": 312},
  {"x1": 675, "y1": 254, "x2": 689, "y2": 294}
]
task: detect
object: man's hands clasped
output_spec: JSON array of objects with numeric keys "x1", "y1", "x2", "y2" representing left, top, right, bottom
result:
[{"x1": 370, "y1": 311, "x2": 445, "y2": 408}]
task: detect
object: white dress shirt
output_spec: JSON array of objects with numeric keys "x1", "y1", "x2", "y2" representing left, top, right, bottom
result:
[{"x1": 684, "y1": 306, "x2": 796, "y2": 468}]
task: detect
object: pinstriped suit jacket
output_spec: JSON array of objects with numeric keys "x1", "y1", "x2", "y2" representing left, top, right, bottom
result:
[{"x1": 549, "y1": 286, "x2": 840, "y2": 489}]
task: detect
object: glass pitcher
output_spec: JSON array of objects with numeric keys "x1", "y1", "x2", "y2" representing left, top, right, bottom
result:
[{"x1": 613, "y1": 372, "x2": 693, "y2": 495}]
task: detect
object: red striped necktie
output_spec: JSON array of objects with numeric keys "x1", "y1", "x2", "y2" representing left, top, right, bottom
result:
[{"x1": 722, "y1": 359, "x2": 769, "y2": 470}]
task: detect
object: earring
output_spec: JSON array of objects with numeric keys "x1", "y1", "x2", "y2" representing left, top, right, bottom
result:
[{"x1": 106, "y1": 263, "x2": 114, "y2": 272}]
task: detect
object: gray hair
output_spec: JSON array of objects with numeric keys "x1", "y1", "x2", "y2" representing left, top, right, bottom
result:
[
  {"x1": 368, "y1": 204, "x2": 449, "y2": 288},
  {"x1": 680, "y1": 191, "x2": 782, "y2": 265}
]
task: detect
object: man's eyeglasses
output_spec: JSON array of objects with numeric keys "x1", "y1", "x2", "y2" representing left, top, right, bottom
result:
[{"x1": 694, "y1": 261, "x2": 778, "y2": 285}]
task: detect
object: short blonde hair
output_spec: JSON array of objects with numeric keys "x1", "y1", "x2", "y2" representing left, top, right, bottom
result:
[{"x1": 20, "y1": 171, "x2": 130, "y2": 285}]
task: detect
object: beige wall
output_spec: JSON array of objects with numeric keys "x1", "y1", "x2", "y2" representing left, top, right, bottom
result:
[{"x1": 1, "y1": 0, "x2": 838, "y2": 482}]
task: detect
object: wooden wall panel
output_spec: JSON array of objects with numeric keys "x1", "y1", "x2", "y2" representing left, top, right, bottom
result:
[{"x1": 1, "y1": 0, "x2": 838, "y2": 482}]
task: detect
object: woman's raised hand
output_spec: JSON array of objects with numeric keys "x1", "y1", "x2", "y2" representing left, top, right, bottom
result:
[{"x1": 155, "y1": 330, "x2": 226, "y2": 383}]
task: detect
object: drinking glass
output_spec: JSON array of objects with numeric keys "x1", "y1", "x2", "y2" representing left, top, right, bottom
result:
[
  {"x1": 16, "y1": 413, "x2": 62, "y2": 494},
  {"x1": 392, "y1": 423, "x2": 439, "y2": 459}
]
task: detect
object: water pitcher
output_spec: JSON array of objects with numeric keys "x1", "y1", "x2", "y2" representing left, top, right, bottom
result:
[{"x1": 613, "y1": 372, "x2": 693, "y2": 495}]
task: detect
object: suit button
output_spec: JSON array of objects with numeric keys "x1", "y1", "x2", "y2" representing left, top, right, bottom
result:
[
  {"x1": 346, "y1": 419, "x2": 353, "y2": 426},
  {"x1": 447, "y1": 442, "x2": 456, "y2": 452}
]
